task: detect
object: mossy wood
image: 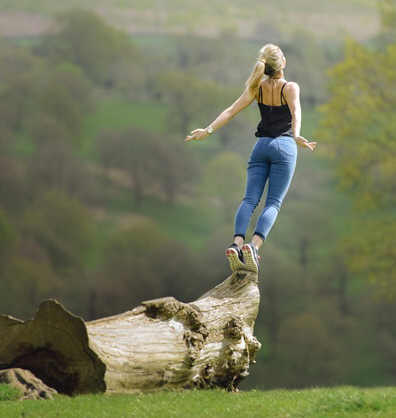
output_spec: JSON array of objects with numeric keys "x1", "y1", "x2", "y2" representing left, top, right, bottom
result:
[{"x1": 0, "y1": 271, "x2": 261, "y2": 395}]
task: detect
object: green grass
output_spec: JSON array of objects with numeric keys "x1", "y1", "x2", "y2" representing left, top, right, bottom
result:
[
  {"x1": 1, "y1": 387, "x2": 396, "y2": 417},
  {"x1": 81, "y1": 98, "x2": 168, "y2": 159},
  {"x1": 0, "y1": 384, "x2": 21, "y2": 402}
]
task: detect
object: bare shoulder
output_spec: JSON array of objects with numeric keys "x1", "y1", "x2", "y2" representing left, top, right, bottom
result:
[
  {"x1": 285, "y1": 81, "x2": 300, "y2": 92},
  {"x1": 284, "y1": 81, "x2": 300, "y2": 101}
]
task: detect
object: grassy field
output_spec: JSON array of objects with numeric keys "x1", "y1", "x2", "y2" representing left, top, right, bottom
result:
[
  {"x1": 80, "y1": 99, "x2": 167, "y2": 159},
  {"x1": 1, "y1": 386, "x2": 396, "y2": 417}
]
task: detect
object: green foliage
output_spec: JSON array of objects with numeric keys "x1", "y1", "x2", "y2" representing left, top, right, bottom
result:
[
  {"x1": 200, "y1": 151, "x2": 245, "y2": 222},
  {"x1": 156, "y1": 71, "x2": 225, "y2": 135},
  {"x1": 33, "y1": 62, "x2": 93, "y2": 144},
  {"x1": 283, "y1": 29, "x2": 331, "y2": 106},
  {"x1": 0, "y1": 42, "x2": 40, "y2": 134},
  {"x1": 318, "y1": 37, "x2": 396, "y2": 292},
  {"x1": 36, "y1": 9, "x2": 144, "y2": 90},
  {"x1": 340, "y1": 213, "x2": 396, "y2": 298},
  {"x1": 319, "y1": 39, "x2": 396, "y2": 206},
  {"x1": 97, "y1": 125, "x2": 198, "y2": 205},
  {"x1": 153, "y1": 135, "x2": 199, "y2": 203},
  {"x1": 0, "y1": 38, "x2": 93, "y2": 158},
  {"x1": 23, "y1": 190, "x2": 95, "y2": 271},
  {"x1": 1, "y1": 256, "x2": 60, "y2": 317},
  {"x1": 379, "y1": 0, "x2": 396, "y2": 32},
  {"x1": 94, "y1": 220, "x2": 202, "y2": 316},
  {"x1": 0, "y1": 209, "x2": 17, "y2": 264},
  {"x1": 97, "y1": 126, "x2": 155, "y2": 206},
  {"x1": 0, "y1": 156, "x2": 28, "y2": 212},
  {"x1": 276, "y1": 313, "x2": 340, "y2": 386}
]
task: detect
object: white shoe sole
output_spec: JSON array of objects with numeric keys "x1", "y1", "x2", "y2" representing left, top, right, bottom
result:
[
  {"x1": 241, "y1": 244, "x2": 259, "y2": 273},
  {"x1": 225, "y1": 247, "x2": 245, "y2": 272}
]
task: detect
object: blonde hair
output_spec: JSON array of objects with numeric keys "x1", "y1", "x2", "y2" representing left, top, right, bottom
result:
[{"x1": 245, "y1": 43, "x2": 285, "y2": 94}]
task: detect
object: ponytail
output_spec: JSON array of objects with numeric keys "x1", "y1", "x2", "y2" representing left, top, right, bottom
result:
[{"x1": 244, "y1": 59, "x2": 266, "y2": 94}]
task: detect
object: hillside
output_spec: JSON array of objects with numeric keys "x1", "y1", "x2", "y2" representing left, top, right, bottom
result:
[{"x1": 0, "y1": 0, "x2": 379, "y2": 41}]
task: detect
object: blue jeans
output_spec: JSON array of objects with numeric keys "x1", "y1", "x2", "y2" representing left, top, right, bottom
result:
[{"x1": 234, "y1": 135, "x2": 297, "y2": 241}]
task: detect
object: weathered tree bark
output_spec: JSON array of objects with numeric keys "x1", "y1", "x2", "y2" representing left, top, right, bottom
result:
[{"x1": 0, "y1": 270, "x2": 261, "y2": 395}]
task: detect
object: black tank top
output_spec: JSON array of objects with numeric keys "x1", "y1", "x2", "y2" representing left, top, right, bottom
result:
[{"x1": 254, "y1": 82, "x2": 293, "y2": 138}]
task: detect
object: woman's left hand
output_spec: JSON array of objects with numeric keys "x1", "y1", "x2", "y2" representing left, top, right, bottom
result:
[
  {"x1": 295, "y1": 135, "x2": 317, "y2": 151},
  {"x1": 184, "y1": 129, "x2": 209, "y2": 142}
]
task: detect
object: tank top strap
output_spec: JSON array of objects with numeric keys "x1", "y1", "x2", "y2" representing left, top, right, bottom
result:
[
  {"x1": 280, "y1": 82, "x2": 288, "y2": 105},
  {"x1": 258, "y1": 85, "x2": 263, "y2": 103}
]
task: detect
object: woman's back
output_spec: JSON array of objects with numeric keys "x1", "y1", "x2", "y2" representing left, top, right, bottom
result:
[
  {"x1": 255, "y1": 79, "x2": 293, "y2": 138},
  {"x1": 256, "y1": 79, "x2": 289, "y2": 106}
]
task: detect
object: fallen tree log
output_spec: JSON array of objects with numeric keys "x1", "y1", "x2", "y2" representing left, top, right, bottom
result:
[{"x1": 0, "y1": 270, "x2": 261, "y2": 395}]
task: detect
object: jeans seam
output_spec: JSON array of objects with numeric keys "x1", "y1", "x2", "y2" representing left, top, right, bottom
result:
[{"x1": 276, "y1": 138, "x2": 281, "y2": 155}]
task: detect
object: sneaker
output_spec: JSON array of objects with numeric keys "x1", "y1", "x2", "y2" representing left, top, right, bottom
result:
[
  {"x1": 241, "y1": 243, "x2": 259, "y2": 273},
  {"x1": 225, "y1": 243, "x2": 244, "y2": 272}
]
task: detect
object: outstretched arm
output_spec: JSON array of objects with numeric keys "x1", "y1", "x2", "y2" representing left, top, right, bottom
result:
[
  {"x1": 185, "y1": 86, "x2": 256, "y2": 142},
  {"x1": 286, "y1": 82, "x2": 317, "y2": 152}
]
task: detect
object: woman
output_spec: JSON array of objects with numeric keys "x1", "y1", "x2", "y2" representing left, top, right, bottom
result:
[{"x1": 185, "y1": 43, "x2": 317, "y2": 273}]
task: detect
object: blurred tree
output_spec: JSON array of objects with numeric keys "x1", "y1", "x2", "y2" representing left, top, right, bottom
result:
[
  {"x1": 379, "y1": 0, "x2": 396, "y2": 38},
  {"x1": 0, "y1": 39, "x2": 93, "y2": 148},
  {"x1": 26, "y1": 135, "x2": 93, "y2": 200},
  {"x1": 0, "y1": 156, "x2": 28, "y2": 213},
  {"x1": 0, "y1": 39, "x2": 38, "y2": 82},
  {"x1": 1, "y1": 257, "x2": 61, "y2": 319},
  {"x1": 24, "y1": 63, "x2": 94, "y2": 199},
  {"x1": 93, "y1": 219, "x2": 200, "y2": 317},
  {"x1": 35, "y1": 9, "x2": 144, "y2": 92},
  {"x1": 22, "y1": 190, "x2": 95, "y2": 273},
  {"x1": 33, "y1": 62, "x2": 93, "y2": 144},
  {"x1": 276, "y1": 312, "x2": 340, "y2": 387},
  {"x1": 166, "y1": 33, "x2": 250, "y2": 86},
  {"x1": 0, "y1": 41, "x2": 40, "y2": 133},
  {"x1": 173, "y1": 34, "x2": 223, "y2": 71},
  {"x1": 98, "y1": 127, "x2": 197, "y2": 206},
  {"x1": 153, "y1": 134, "x2": 199, "y2": 203},
  {"x1": 0, "y1": 210, "x2": 62, "y2": 319},
  {"x1": 282, "y1": 29, "x2": 330, "y2": 106},
  {"x1": 370, "y1": 0, "x2": 396, "y2": 49},
  {"x1": 97, "y1": 127, "x2": 157, "y2": 207},
  {"x1": 258, "y1": 243, "x2": 305, "y2": 350},
  {"x1": 155, "y1": 70, "x2": 229, "y2": 136},
  {"x1": 0, "y1": 210, "x2": 17, "y2": 269},
  {"x1": 318, "y1": 37, "x2": 396, "y2": 292},
  {"x1": 341, "y1": 213, "x2": 396, "y2": 298},
  {"x1": 200, "y1": 151, "x2": 245, "y2": 223}
]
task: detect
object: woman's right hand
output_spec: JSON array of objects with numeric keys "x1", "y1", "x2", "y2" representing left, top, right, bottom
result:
[
  {"x1": 184, "y1": 128, "x2": 209, "y2": 142},
  {"x1": 294, "y1": 136, "x2": 317, "y2": 151}
]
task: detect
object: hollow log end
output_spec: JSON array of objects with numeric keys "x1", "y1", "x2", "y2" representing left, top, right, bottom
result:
[{"x1": 0, "y1": 299, "x2": 106, "y2": 395}]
